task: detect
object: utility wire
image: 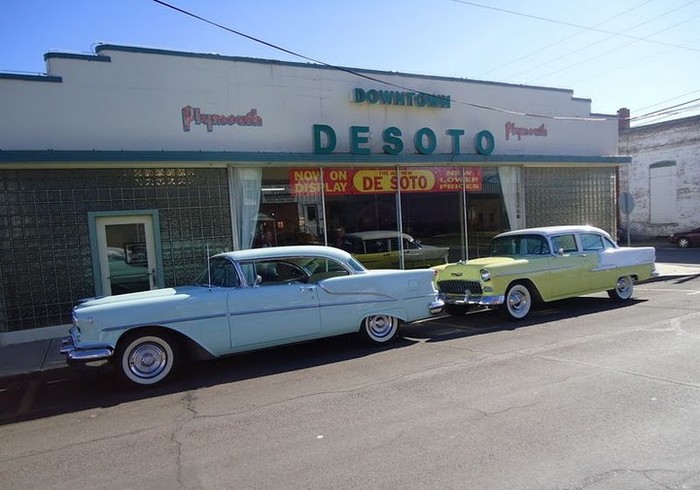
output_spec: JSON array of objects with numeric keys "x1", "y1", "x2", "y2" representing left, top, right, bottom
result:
[
  {"x1": 451, "y1": 0, "x2": 700, "y2": 52},
  {"x1": 633, "y1": 88, "x2": 700, "y2": 113},
  {"x1": 630, "y1": 97, "x2": 700, "y2": 122},
  {"x1": 150, "y1": 0, "x2": 611, "y2": 121},
  {"x1": 478, "y1": 0, "x2": 654, "y2": 78},
  {"x1": 524, "y1": 12, "x2": 700, "y2": 84}
]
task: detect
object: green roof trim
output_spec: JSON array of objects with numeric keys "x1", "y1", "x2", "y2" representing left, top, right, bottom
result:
[
  {"x1": 0, "y1": 73, "x2": 62, "y2": 82},
  {"x1": 0, "y1": 150, "x2": 631, "y2": 165},
  {"x1": 44, "y1": 52, "x2": 112, "y2": 63}
]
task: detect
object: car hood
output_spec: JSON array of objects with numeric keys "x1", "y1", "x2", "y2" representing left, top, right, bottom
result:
[
  {"x1": 435, "y1": 256, "x2": 529, "y2": 280},
  {"x1": 457, "y1": 256, "x2": 528, "y2": 268},
  {"x1": 75, "y1": 286, "x2": 204, "y2": 311}
]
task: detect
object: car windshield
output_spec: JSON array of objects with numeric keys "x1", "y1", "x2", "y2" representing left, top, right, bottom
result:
[
  {"x1": 491, "y1": 234, "x2": 551, "y2": 256},
  {"x1": 193, "y1": 257, "x2": 241, "y2": 287}
]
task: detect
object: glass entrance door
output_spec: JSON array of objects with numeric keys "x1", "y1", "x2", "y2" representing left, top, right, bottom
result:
[{"x1": 96, "y1": 215, "x2": 157, "y2": 296}]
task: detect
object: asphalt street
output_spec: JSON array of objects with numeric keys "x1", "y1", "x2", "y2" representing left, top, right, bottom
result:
[{"x1": 1, "y1": 251, "x2": 700, "y2": 489}]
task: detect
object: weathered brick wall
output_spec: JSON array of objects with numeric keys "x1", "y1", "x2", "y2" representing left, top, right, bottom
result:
[{"x1": 618, "y1": 115, "x2": 700, "y2": 238}]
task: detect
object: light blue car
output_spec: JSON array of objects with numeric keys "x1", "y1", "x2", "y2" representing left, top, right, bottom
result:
[{"x1": 61, "y1": 245, "x2": 444, "y2": 387}]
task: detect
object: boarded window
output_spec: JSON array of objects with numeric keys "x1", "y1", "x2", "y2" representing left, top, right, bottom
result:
[{"x1": 649, "y1": 161, "x2": 676, "y2": 223}]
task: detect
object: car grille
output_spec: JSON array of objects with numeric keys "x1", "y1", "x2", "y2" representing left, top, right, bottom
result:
[{"x1": 438, "y1": 280, "x2": 483, "y2": 296}]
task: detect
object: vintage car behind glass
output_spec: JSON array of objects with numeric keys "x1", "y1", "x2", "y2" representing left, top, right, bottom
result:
[
  {"x1": 341, "y1": 230, "x2": 449, "y2": 269},
  {"x1": 434, "y1": 225, "x2": 657, "y2": 320},
  {"x1": 61, "y1": 245, "x2": 443, "y2": 387}
]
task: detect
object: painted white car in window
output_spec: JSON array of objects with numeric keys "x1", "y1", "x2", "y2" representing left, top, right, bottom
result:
[
  {"x1": 341, "y1": 230, "x2": 449, "y2": 269},
  {"x1": 62, "y1": 245, "x2": 443, "y2": 386}
]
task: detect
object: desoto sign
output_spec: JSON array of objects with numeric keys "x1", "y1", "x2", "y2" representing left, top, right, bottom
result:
[
  {"x1": 312, "y1": 124, "x2": 495, "y2": 156},
  {"x1": 290, "y1": 167, "x2": 483, "y2": 196}
]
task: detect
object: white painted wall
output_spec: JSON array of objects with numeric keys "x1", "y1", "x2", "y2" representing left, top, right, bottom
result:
[
  {"x1": 618, "y1": 116, "x2": 700, "y2": 237},
  {"x1": 1, "y1": 44, "x2": 618, "y2": 156}
]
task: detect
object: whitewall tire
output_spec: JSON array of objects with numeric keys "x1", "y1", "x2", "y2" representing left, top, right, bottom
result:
[
  {"x1": 500, "y1": 283, "x2": 533, "y2": 320},
  {"x1": 607, "y1": 276, "x2": 634, "y2": 301},
  {"x1": 360, "y1": 315, "x2": 399, "y2": 344},
  {"x1": 116, "y1": 331, "x2": 180, "y2": 386}
]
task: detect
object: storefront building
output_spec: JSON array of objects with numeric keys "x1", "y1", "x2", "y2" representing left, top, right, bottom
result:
[{"x1": 0, "y1": 44, "x2": 627, "y2": 336}]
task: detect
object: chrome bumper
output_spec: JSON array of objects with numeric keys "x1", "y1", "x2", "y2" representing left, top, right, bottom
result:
[
  {"x1": 60, "y1": 327, "x2": 114, "y2": 363},
  {"x1": 429, "y1": 299, "x2": 445, "y2": 314},
  {"x1": 439, "y1": 293, "x2": 505, "y2": 307}
]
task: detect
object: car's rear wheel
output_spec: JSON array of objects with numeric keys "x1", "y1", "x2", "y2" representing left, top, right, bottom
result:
[
  {"x1": 607, "y1": 275, "x2": 634, "y2": 301},
  {"x1": 116, "y1": 330, "x2": 180, "y2": 386},
  {"x1": 360, "y1": 315, "x2": 399, "y2": 344},
  {"x1": 677, "y1": 237, "x2": 691, "y2": 248},
  {"x1": 444, "y1": 304, "x2": 469, "y2": 316},
  {"x1": 500, "y1": 282, "x2": 533, "y2": 320}
]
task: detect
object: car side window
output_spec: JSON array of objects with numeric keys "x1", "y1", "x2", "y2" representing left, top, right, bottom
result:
[
  {"x1": 342, "y1": 237, "x2": 363, "y2": 254},
  {"x1": 255, "y1": 260, "x2": 307, "y2": 285},
  {"x1": 365, "y1": 239, "x2": 388, "y2": 253},
  {"x1": 602, "y1": 236, "x2": 617, "y2": 249},
  {"x1": 403, "y1": 238, "x2": 421, "y2": 250},
  {"x1": 239, "y1": 262, "x2": 257, "y2": 285},
  {"x1": 580, "y1": 233, "x2": 605, "y2": 251},
  {"x1": 523, "y1": 236, "x2": 550, "y2": 255},
  {"x1": 552, "y1": 234, "x2": 578, "y2": 253},
  {"x1": 305, "y1": 258, "x2": 351, "y2": 282}
]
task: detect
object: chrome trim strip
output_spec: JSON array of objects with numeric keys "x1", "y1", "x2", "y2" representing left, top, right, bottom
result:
[{"x1": 439, "y1": 293, "x2": 505, "y2": 306}]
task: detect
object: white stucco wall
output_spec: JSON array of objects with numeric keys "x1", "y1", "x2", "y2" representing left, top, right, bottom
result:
[
  {"x1": 618, "y1": 116, "x2": 700, "y2": 237},
  {"x1": 0, "y1": 44, "x2": 618, "y2": 156}
]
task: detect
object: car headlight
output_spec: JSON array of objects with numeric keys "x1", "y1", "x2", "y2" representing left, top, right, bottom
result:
[{"x1": 480, "y1": 269, "x2": 491, "y2": 282}]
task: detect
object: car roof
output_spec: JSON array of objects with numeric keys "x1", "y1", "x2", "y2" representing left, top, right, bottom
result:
[
  {"x1": 495, "y1": 225, "x2": 612, "y2": 239},
  {"x1": 345, "y1": 230, "x2": 414, "y2": 240},
  {"x1": 214, "y1": 245, "x2": 353, "y2": 262}
]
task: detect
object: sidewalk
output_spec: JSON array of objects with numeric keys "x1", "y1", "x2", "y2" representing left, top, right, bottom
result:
[{"x1": 1, "y1": 262, "x2": 699, "y2": 379}]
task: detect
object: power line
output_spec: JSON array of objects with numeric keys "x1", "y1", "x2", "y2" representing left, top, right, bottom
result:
[
  {"x1": 478, "y1": 0, "x2": 655, "y2": 78},
  {"x1": 150, "y1": 0, "x2": 612, "y2": 122},
  {"x1": 509, "y1": 1, "x2": 698, "y2": 83},
  {"x1": 451, "y1": 0, "x2": 700, "y2": 52},
  {"x1": 630, "y1": 97, "x2": 700, "y2": 123},
  {"x1": 633, "y1": 88, "x2": 700, "y2": 113},
  {"x1": 524, "y1": 12, "x2": 700, "y2": 84}
]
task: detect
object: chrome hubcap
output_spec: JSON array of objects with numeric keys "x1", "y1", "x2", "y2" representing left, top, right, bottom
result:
[
  {"x1": 129, "y1": 343, "x2": 167, "y2": 379},
  {"x1": 366, "y1": 315, "x2": 394, "y2": 339}
]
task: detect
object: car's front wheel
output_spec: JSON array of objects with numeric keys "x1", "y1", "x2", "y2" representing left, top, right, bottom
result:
[
  {"x1": 607, "y1": 275, "x2": 634, "y2": 301},
  {"x1": 500, "y1": 282, "x2": 533, "y2": 320},
  {"x1": 115, "y1": 330, "x2": 181, "y2": 387},
  {"x1": 677, "y1": 237, "x2": 691, "y2": 248},
  {"x1": 360, "y1": 315, "x2": 399, "y2": 344}
]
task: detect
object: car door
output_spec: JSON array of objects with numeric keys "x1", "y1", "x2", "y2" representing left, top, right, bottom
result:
[
  {"x1": 401, "y1": 237, "x2": 429, "y2": 268},
  {"x1": 581, "y1": 232, "x2": 618, "y2": 290},
  {"x1": 227, "y1": 259, "x2": 322, "y2": 350},
  {"x1": 547, "y1": 233, "x2": 595, "y2": 297}
]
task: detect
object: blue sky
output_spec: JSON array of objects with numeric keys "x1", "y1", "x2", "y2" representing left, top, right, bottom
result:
[{"x1": 2, "y1": 0, "x2": 699, "y2": 125}]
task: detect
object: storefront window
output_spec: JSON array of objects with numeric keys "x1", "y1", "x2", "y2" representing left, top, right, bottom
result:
[{"x1": 249, "y1": 165, "x2": 518, "y2": 269}]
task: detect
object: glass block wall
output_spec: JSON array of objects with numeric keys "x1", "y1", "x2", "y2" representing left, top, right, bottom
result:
[
  {"x1": 523, "y1": 167, "x2": 617, "y2": 236},
  {"x1": 0, "y1": 168, "x2": 232, "y2": 332}
]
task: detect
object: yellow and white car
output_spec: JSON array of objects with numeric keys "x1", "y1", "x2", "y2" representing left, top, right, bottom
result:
[{"x1": 434, "y1": 225, "x2": 658, "y2": 320}]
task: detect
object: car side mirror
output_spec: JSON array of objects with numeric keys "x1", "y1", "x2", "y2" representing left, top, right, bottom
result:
[
  {"x1": 254, "y1": 274, "x2": 263, "y2": 287},
  {"x1": 557, "y1": 248, "x2": 565, "y2": 256}
]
